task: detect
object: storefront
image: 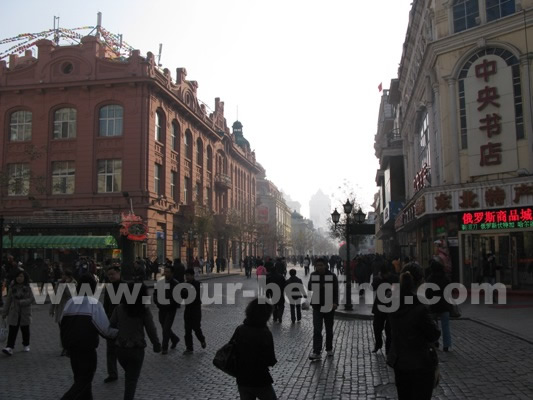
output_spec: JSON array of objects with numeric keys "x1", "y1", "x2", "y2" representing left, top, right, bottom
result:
[{"x1": 460, "y1": 206, "x2": 533, "y2": 289}]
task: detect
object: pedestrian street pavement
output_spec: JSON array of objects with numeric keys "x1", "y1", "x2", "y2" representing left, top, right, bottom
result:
[{"x1": 1, "y1": 267, "x2": 533, "y2": 399}]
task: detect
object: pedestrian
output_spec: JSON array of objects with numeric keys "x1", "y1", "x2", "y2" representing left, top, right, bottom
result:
[
  {"x1": 60, "y1": 273, "x2": 118, "y2": 400},
  {"x1": 216, "y1": 257, "x2": 221, "y2": 273},
  {"x1": 371, "y1": 260, "x2": 398, "y2": 354},
  {"x1": 266, "y1": 262, "x2": 286, "y2": 323},
  {"x1": 387, "y1": 263, "x2": 441, "y2": 400},
  {"x1": 427, "y1": 258, "x2": 453, "y2": 352},
  {"x1": 285, "y1": 269, "x2": 306, "y2": 323},
  {"x1": 232, "y1": 298, "x2": 278, "y2": 400},
  {"x1": 173, "y1": 258, "x2": 186, "y2": 283},
  {"x1": 307, "y1": 257, "x2": 339, "y2": 361},
  {"x1": 256, "y1": 261, "x2": 267, "y2": 278},
  {"x1": 2, "y1": 270, "x2": 34, "y2": 356},
  {"x1": 49, "y1": 269, "x2": 77, "y2": 356},
  {"x1": 182, "y1": 268, "x2": 206, "y2": 354},
  {"x1": 103, "y1": 265, "x2": 124, "y2": 383},
  {"x1": 110, "y1": 283, "x2": 161, "y2": 400},
  {"x1": 303, "y1": 255, "x2": 311, "y2": 276},
  {"x1": 153, "y1": 265, "x2": 180, "y2": 354}
]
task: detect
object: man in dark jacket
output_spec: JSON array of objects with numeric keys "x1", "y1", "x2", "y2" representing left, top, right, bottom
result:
[
  {"x1": 173, "y1": 258, "x2": 186, "y2": 283},
  {"x1": 153, "y1": 265, "x2": 180, "y2": 354},
  {"x1": 182, "y1": 268, "x2": 206, "y2": 354},
  {"x1": 266, "y1": 262, "x2": 286, "y2": 323},
  {"x1": 285, "y1": 269, "x2": 306, "y2": 323},
  {"x1": 307, "y1": 257, "x2": 339, "y2": 360},
  {"x1": 60, "y1": 274, "x2": 118, "y2": 400},
  {"x1": 371, "y1": 261, "x2": 398, "y2": 354},
  {"x1": 102, "y1": 265, "x2": 123, "y2": 383}
]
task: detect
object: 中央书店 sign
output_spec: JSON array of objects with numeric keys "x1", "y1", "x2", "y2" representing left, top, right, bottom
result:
[{"x1": 460, "y1": 207, "x2": 533, "y2": 231}]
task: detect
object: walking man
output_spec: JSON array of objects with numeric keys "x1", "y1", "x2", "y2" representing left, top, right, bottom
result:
[
  {"x1": 182, "y1": 268, "x2": 206, "y2": 354},
  {"x1": 103, "y1": 265, "x2": 123, "y2": 383},
  {"x1": 286, "y1": 269, "x2": 306, "y2": 323},
  {"x1": 153, "y1": 265, "x2": 180, "y2": 354},
  {"x1": 60, "y1": 274, "x2": 118, "y2": 399},
  {"x1": 266, "y1": 262, "x2": 286, "y2": 323},
  {"x1": 307, "y1": 257, "x2": 339, "y2": 361}
]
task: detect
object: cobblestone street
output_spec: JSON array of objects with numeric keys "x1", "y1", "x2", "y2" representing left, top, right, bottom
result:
[{"x1": 1, "y1": 267, "x2": 533, "y2": 399}]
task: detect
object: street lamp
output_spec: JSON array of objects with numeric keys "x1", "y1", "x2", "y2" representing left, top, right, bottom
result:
[
  {"x1": 331, "y1": 199, "x2": 366, "y2": 311},
  {"x1": 4, "y1": 223, "x2": 21, "y2": 250}
]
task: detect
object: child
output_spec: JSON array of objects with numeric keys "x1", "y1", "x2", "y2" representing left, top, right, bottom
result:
[{"x1": 2, "y1": 270, "x2": 35, "y2": 355}]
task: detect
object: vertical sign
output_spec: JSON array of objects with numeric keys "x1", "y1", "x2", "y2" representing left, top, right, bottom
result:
[{"x1": 465, "y1": 56, "x2": 518, "y2": 176}]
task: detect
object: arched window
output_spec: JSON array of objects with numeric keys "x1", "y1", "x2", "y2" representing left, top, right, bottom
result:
[
  {"x1": 155, "y1": 109, "x2": 165, "y2": 143},
  {"x1": 185, "y1": 130, "x2": 193, "y2": 159},
  {"x1": 99, "y1": 105, "x2": 123, "y2": 136},
  {"x1": 206, "y1": 146, "x2": 213, "y2": 172},
  {"x1": 53, "y1": 108, "x2": 77, "y2": 139},
  {"x1": 171, "y1": 121, "x2": 180, "y2": 151},
  {"x1": 9, "y1": 110, "x2": 32, "y2": 141},
  {"x1": 196, "y1": 138, "x2": 203, "y2": 166}
]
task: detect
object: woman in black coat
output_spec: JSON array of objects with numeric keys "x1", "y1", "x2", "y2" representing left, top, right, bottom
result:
[
  {"x1": 387, "y1": 263, "x2": 441, "y2": 400},
  {"x1": 233, "y1": 298, "x2": 277, "y2": 400},
  {"x1": 427, "y1": 259, "x2": 453, "y2": 351}
]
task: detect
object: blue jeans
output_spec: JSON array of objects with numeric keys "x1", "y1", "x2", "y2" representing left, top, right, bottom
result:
[{"x1": 435, "y1": 311, "x2": 451, "y2": 348}]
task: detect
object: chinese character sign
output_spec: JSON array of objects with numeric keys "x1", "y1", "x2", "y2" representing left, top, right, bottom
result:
[
  {"x1": 464, "y1": 55, "x2": 518, "y2": 177},
  {"x1": 460, "y1": 207, "x2": 533, "y2": 231}
]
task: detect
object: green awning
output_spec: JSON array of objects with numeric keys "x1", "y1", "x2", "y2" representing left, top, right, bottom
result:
[{"x1": 2, "y1": 235, "x2": 118, "y2": 249}]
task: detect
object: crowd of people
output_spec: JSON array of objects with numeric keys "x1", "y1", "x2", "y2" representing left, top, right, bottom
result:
[{"x1": 0, "y1": 251, "x2": 455, "y2": 400}]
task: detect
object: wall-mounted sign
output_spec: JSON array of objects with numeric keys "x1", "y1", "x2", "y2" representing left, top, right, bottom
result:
[
  {"x1": 460, "y1": 207, "x2": 533, "y2": 231},
  {"x1": 120, "y1": 212, "x2": 148, "y2": 241}
]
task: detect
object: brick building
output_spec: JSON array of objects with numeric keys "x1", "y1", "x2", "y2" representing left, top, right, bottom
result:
[{"x1": 0, "y1": 34, "x2": 260, "y2": 268}]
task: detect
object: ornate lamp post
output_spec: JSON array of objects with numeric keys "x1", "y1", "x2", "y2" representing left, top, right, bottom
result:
[
  {"x1": 4, "y1": 223, "x2": 21, "y2": 250},
  {"x1": 331, "y1": 200, "x2": 366, "y2": 311}
]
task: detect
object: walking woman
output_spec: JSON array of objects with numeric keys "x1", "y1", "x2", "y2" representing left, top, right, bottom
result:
[
  {"x1": 2, "y1": 269, "x2": 35, "y2": 356},
  {"x1": 233, "y1": 298, "x2": 277, "y2": 400},
  {"x1": 387, "y1": 263, "x2": 441, "y2": 400},
  {"x1": 110, "y1": 283, "x2": 161, "y2": 400}
]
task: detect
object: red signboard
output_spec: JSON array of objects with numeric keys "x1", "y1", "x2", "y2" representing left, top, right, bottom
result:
[
  {"x1": 120, "y1": 212, "x2": 148, "y2": 241},
  {"x1": 460, "y1": 207, "x2": 533, "y2": 231}
]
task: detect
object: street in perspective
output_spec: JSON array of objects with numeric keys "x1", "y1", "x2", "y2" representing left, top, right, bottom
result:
[{"x1": 2, "y1": 0, "x2": 533, "y2": 399}]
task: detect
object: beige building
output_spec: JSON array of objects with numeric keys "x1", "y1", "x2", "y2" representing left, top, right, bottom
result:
[
  {"x1": 375, "y1": 0, "x2": 533, "y2": 289},
  {"x1": 256, "y1": 166, "x2": 292, "y2": 257}
]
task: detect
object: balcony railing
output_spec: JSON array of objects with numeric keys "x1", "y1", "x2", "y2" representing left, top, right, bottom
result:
[{"x1": 215, "y1": 173, "x2": 232, "y2": 190}]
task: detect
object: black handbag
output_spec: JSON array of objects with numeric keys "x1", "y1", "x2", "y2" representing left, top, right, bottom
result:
[{"x1": 213, "y1": 337, "x2": 238, "y2": 377}]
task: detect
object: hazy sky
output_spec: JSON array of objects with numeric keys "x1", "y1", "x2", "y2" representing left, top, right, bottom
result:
[{"x1": 1, "y1": 0, "x2": 412, "y2": 218}]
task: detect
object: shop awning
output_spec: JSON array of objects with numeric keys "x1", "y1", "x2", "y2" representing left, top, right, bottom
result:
[{"x1": 2, "y1": 235, "x2": 118, "y2": 249}]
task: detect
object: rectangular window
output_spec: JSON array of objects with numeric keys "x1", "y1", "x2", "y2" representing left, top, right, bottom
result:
[
  {"x1": 486, "y1": 0, "x2": 515, "y2": 22},
  {"x1": 453, "y1": 0, "x2": 479, "y2": 33},
  {"x1": 10, "y1": 111, "x2": 32, "y2": 141},
  {"x1": 53, "y1": 108, "x2": 77, "y2": 139},
  {"x1": 52, "y1": 161, "x2": 75, "y2": 194},
  {"x1": 99, "y1": 105, "x2": 123, "y2": 137},
  {"x1": 170, "y1": 171, "x2": 177, "y2": 201},
  {"x1": 97, "y1": 159, "x2": 122, "y2": 193},
  {"x1": 195, "y1": 182, "x2": 202, "y2": 203},
  {"x1": 8, "y1": 163, "x2": 30, "y2": 196},
  {"x1": 154, "y1": 163, "x2": 162, "y2": 195},
  {"x1": 184, "y1": 177, "x2": 190, "y2": 205}
]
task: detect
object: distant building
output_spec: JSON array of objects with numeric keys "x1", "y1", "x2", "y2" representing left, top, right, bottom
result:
[
  {"x1": 309, "y1": 189, "x2": 331, "y2": 230},
  {"x1": 256, "y1": 166, "x2": 292, "y2": 257},
  {"x1": 282, "y1": 191, "x2": 301, "y2": 214}
]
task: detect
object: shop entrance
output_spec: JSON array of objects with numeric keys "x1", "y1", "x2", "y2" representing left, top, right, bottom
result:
[{"x1": 462, "y1": 233, "x2": 523, "y2": 288}]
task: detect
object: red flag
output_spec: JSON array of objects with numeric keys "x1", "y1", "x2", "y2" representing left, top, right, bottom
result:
[{"x1": 378, "y1": 82, "x2": 383, "y2": 92}]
